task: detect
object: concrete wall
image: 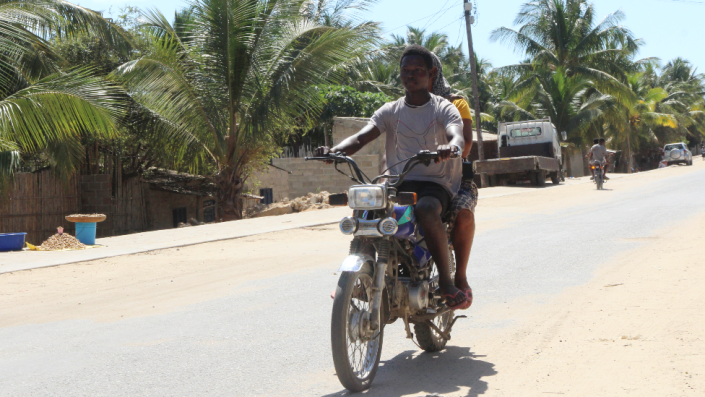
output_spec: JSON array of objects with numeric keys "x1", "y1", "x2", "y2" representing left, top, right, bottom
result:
[
  {"x1": 272, "y1": 155, "x2": 380, "y2": 199},
  {"x1": 332, "y1": 117, "x2": 385, "y2": 174},
  {"x1": 248, "y1": 166, "x2": 290, "y2": 201}
]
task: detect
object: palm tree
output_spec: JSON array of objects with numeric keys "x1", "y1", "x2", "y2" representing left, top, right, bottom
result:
[
  {"x1": 491, "y1": 0, "x2": 638, "y2": 92},
  {"x1": 604, "y1": 72, "x2": 678, "y2": 172},
  {"x1": 0, "y1": 0, "x2": 129, "y2": 184},
  {"x1": 500, "y1": 65, "x2": 616, "y2": 144},
  {"x1": 391, "y1": 26, "x2": 448, "y2": 55},
  {"x1": 490, "y1": 0, "x2": 644, "y2": 145},
  {"x1": 114, "y1": 0, "x2": 379, "y2": 220}
]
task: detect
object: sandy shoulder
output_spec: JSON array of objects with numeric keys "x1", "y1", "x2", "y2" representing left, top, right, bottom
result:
[{"x1": 450, "y1": 211, "x2": 705, "y2": 397}]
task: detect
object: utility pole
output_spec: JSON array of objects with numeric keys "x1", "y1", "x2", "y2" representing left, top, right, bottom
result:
[{"x1": 463, "y1": 0, "x2": 487, "y2": 187}]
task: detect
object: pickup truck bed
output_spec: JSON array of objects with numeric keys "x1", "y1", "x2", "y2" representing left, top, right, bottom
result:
[{"x1": 474, "y1": 156, "x2": 560, "y2": 175}]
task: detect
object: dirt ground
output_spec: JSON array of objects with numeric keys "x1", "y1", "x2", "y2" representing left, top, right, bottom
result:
[
  {"x1": 1, "y1": 160, "x2": 704, "y2": 396},
  {"x1": 454, "y1": 211, "x2": 705, "y2": 396}
]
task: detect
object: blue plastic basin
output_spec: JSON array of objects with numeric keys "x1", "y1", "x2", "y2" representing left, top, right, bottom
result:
[
  {"x1": 0, "y1": 233, "x2": 27, "y2": 252},
  {"x1": 75, "y1": 222, "x2": 97, "y2": 245}
]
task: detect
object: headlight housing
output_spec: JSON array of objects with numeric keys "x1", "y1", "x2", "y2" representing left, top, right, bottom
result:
[
  {"x1": 348, "y1": 185, "x2": 386, "y2": 210},
  {"x1": 378, "y1": 217, "x2": 398, "y2": 236}
]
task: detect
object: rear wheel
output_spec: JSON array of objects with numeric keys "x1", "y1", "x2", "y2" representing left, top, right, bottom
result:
[
  {"x1": 532, "y1": 170, "x2": 546, "y2": 187},
  {"x1": 414, "y1": 311, "x2": 453, "y2": 352},
  {"x1": 550, "y1": 172, "x2": 560, "y2": 185},
  {"x1": 331, "y1": 264, "x2": 383, "y2": 392}
]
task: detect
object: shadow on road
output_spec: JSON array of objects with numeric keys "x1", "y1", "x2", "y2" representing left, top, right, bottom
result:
[{"x1": 323, "y1": 346, "x2": 496, "y2": 397}]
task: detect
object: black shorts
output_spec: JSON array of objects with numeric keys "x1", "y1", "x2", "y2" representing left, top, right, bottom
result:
[{"x1": 397, "y1": 181, "x2": 452, "y2": 215}]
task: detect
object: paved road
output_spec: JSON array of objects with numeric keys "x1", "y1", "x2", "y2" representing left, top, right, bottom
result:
[{"x1": 1, "y1": 162, "x2": 704, "y2": 396}]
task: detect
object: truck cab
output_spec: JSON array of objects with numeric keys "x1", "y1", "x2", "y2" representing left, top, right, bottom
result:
[
  {"x1": 474, "y1": 118, "x2": 564, "y2": 187},
  {"x1": 498, "y1": 118, "x2": 562, "y2": 164}
]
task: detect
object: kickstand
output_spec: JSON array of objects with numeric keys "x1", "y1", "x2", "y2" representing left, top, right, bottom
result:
[
  {"x1": 402, "y1": 314, "x2": 422, "y2": 349},
  {"x1": 425, "y1": 315, "x2": 467, "y2": 341}
]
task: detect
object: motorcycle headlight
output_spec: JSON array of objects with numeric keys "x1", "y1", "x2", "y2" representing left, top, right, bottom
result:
[{"x1": 348, "y1": 185, "x2": 386, "y2": 210}]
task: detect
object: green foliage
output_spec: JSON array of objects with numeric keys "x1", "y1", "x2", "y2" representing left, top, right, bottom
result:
[
  {"x1": 293, "y1": 85, "x2": 389, "y2": 146},
  {"x1": 318, "y1": 85, "x2": 390, "y2": 121},
  {"x1": 114, "y1": 0, "x2": 380, "y2": 218},
  {"x1": 0, "y1": 0, "x2": 130, "y2": 182}
]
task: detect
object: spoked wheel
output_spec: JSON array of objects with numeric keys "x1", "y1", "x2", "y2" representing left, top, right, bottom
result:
[
  {"x1": 415, "y1": 247, "x2": 456, "y2": 352},
  {"x1": 331, "y1": 263, "x2": 383, "y2": 392}
]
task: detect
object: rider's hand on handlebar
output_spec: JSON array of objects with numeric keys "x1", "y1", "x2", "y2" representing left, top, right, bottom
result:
[
  {"x1": 314, "y1": 146, "x2": 337, "y2": 164},
  {"x1": 435, "y1": 144, "x2": 460, "y2": 163},
  {"x1": 314, "y1": 146, "x2": 331, "y2": 157}
]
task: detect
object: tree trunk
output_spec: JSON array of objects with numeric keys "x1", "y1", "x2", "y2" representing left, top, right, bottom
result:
[
  {"x1": 215, "y1": 166, "x2": 245, "y2": 221},
  {"x1": 626, "y1": 130, "x2": 632, "y2": 174}
]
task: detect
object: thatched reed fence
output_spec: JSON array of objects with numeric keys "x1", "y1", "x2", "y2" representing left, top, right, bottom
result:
[{"x1": 0, "y1": 170, "x2": 147, "y2": 245}]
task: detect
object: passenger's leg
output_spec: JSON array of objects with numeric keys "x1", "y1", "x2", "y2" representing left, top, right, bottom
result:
[
  {"x1": 414, "y1": 196, "x2": 465, "y2": 306},
  {"x1": 452, "y1": 209, "x2": 475, "y2": 293}
]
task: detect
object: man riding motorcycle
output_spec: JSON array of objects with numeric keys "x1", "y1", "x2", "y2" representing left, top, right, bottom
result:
[
  {"x1": 587, "y1": 138, "x2": 610, "y2": 180},
  {"x1": 315, "y1": 45, "x2": 470, "y2": 309}
]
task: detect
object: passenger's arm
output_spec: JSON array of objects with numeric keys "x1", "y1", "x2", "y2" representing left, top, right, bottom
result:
[{"x1": 461, "y1": 118, "x2": 473, "y2": 158}]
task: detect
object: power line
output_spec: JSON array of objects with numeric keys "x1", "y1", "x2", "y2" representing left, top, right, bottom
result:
[
  {"x1": 422, "y1": 0, "x2": 453, "y2": 30},
  {"x1": 437, "y1": 15, "x2": 465, "y2": 33},
  {"x1": 455, "y1": 14, "x2": 465, "y2": 47},
  {"x1": 383, "y1": 4, "x2": 458, "y2": 34}
]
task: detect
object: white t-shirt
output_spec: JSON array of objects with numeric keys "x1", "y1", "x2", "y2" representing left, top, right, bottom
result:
[
  {"x1": 590, "y1": 144, "x2": 608, "y2": 162},
  {"x1": 369, "y1": 94, "x2": 463, "y2": 196}
]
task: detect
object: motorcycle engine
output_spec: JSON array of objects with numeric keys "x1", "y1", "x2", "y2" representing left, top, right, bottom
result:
[{"x1": 408, "y1": 281, "x2": 429, "y2": 311}]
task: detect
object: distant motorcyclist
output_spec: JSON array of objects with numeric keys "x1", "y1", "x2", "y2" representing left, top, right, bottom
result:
[{"x1": 587, "y1": 138, "x2": 609, "y2": 180}]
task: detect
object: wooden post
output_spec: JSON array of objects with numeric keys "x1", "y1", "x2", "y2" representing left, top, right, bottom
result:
[{"x1": 464, "y1": 0, "x2": 487, "y2": 187}]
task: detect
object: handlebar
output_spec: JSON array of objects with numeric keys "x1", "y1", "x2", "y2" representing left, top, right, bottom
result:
[{"x1": 305, "y1": 149, "x2": 460, "y2": 187}]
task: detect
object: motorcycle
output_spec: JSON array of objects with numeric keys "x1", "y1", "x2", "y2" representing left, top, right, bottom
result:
[
  {"x1": 591, "y1": 160, "x2": 606, "y2": 190},
  {"x1": 306, "y1": 150, "x2": 466, "y2": 392}
]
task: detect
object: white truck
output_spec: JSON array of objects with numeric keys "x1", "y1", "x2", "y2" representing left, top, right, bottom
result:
[{"x1": 474, "y1": 118, "x2": 565, "y2": 187}]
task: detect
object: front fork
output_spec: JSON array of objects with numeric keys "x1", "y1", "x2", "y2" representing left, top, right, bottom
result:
[{"x1": 369, "y1": 238, "x2": 390, "y2": 331}]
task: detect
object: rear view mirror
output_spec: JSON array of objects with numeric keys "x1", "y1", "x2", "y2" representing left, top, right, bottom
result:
[{"x1": 561, "y1": 131, "x2": 567, "y2": 141}]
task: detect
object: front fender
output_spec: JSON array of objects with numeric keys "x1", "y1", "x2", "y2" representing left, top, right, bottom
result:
[{"x1": 338, "y1": 254, "x2": 375, "y2": 272}]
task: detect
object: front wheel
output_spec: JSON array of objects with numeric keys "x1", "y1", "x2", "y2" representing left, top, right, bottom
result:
[{"x1": 331, "y1": 265, "x2": 383, "y2": 392}]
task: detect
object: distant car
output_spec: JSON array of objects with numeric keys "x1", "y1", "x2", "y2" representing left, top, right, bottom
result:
[{"x1": 662, "y1": 143, "x2": 693, "y2": 166}]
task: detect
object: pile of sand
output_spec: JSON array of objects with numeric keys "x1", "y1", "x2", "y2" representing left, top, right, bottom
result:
[
  {"x1": 245, "y1": 191, "x2": 333, "y2": 218},
  {"x1": 39, "y1": 233, "x2": 86, "y2": 251}
]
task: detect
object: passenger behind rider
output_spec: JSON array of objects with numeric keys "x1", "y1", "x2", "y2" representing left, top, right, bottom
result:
[
  {"x1": 314, "y1": 45, "x2": 470, "y2": 310},
  {"x1": 427, "y1": 52, "x2": 477, "y2": 307},
  {"x1": 587, "y1": 138, "x2": 610, "y2": 180}
]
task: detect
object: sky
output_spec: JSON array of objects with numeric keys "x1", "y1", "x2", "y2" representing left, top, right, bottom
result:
[{"x1": 75, "y1": 0, "x2": 705, "y2": 72}]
